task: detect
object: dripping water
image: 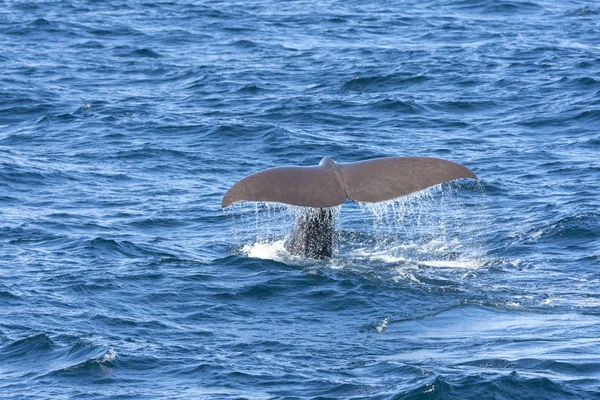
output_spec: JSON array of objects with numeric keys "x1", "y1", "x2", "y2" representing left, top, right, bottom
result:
[{"x1": 226, "y1": 180, "x2": 486, "y2": 267}]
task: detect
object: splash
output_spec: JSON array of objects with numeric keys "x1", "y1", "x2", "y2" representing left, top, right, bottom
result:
[
  {"x1": 229, "y1": 202, "x2": 342, "y2": 262},
  {"x1": 241, "y1": 239, "x2": 288, "y2": 260},
  {"x1": 228, "y1": 182, "x2": 485, "y2": 268},
  {"x1": 339, "y1": 183, "x2": 486, "y2": 268}
]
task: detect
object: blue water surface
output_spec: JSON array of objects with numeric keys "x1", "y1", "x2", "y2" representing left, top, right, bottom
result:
[{"x1": 1, "y1": 0, "x2": 599, "y2": 398}]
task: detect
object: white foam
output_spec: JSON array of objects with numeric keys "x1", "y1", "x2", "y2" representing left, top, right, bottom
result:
[
  {"x1": 376, "y1": 318, "x2": 389, "y2": 333},
  {"x1": 369, "y1": 254, "x2": 405, "y2": 263},
  {"x1": 100, "y1": 349, "x2": 116, "y2": 363},
  {"x1": 346, "y1": 235, "x2": 485, "y2": 269},
  {"x1": 241, "y1": 239, "x2": 288, "y2": 261},
  {"x1": 542, "y1": 297, "x2": 565, "y2": 305},
  {"x1": 418, "y1": 259, "x2": 483, "y2": 269}
]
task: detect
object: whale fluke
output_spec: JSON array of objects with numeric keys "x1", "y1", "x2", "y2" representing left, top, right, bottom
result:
[
  {"x1": 223, "y1": 156, "x2": 477, "y2": 259},
  {"x1": 221, "y1": 156, "x2": 476, "y2": 208}
]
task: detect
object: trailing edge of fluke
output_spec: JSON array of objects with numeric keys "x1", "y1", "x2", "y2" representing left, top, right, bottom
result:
[{"x1": 221, "y1": 156, "x2": 477, "y2": 208}]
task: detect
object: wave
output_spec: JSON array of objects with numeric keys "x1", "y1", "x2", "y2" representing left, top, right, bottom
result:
[
  {"x1": 203, "y1": 123, "x2": 294, "y2": 142},
  {"x1": 48, "y1": 349, "x2": 116, "y2": 376},
  {"x1": 571, "y1": 7, "x2": 599, "y2": 16},
  {"x1": 229, "y1": 39, "x2": 257, "y2": 49},
  {"x1": 343, "y1": 73, "x2": 431, "y2": 93},
  {"x1": 1, "y1": 334, "x2": 116, "y2": 379},
  {"x1": 545, "y1": 213, "x2": 600, "y2": 240},
  {"x1": 1, "y1": 226, "x2": 61, "y2": 243},
  {"x1": 396, "y1": 372, "x2": 583, "y2": 400},
  {"x1": 370, "y1": 98, "x2": 422, "y2": 113},
  {"x1": 85, "y1": 237, "x2": 176, "y2": 259},
  {"x1": 516, "y1": 212, "x2": 599, "y2": 245},
  {"x1": 0, "y1": 289, "x2": 20, "y2": 300},
  {"x1": 90, "y1": 312, "x2": 167, "y2": 328},
  {"x1": 1, "y1": 333, "x2": 55, "y2": 358},
  {"x1": 237, "y1": 84, "x2": 268, "y2": 94},
  {"x1": 129, "y1": 48, "x2": 161, "y2": 59},
  {"x1": 454, "y1": 358, "x2": 600, "y2": 377}
]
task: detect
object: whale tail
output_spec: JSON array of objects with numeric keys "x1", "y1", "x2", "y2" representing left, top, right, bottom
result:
[
  {"x1": 222, "y1": 156, "x2": 477, "y2": 259},
  {"x1": 221, "y1": 156, "x2": 477, "y2": 208}
]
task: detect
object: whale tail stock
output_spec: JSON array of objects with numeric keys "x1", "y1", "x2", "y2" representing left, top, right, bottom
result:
[{"x1": 221, "y1": 156, "x2": 477, "y2": 209}]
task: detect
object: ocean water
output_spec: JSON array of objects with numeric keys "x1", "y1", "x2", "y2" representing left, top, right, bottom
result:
[{"x1": 1, "y1": 0, "x2": 599, "y2": 398}]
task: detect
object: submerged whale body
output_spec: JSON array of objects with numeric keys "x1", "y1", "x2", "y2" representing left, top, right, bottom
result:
[{"x1": 222, "y1": 156, "x2": 477, "y2": 259}]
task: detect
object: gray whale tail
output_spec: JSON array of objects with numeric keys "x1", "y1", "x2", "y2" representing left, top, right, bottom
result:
[{"x1": 222, "y1": 156, "x2": 477, "y2": 259}]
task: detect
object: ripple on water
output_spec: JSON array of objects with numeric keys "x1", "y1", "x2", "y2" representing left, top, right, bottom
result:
[{"x1": 1, "y1": 0, "x2": 600, "y2": 398}]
